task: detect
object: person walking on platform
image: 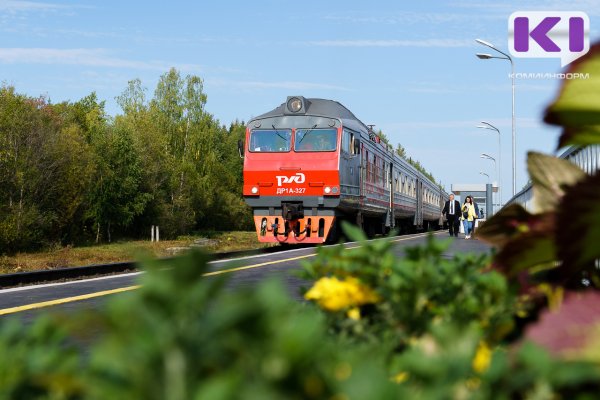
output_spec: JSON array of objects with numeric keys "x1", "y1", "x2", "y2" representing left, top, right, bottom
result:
[
  {"x1": 461, "y1": 195, "x2": 478, "y2": 239},
  {"x1": 442, "y1": 193, "x2": 461, "y2": 237}
]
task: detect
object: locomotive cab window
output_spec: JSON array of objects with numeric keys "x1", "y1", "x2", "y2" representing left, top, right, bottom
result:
[
  {"x1": 249, "y1": 129, "x2": 292, "y2": 152},
  {"x1": 295, "y1": 128, "x2": 337, "y2": 152}
]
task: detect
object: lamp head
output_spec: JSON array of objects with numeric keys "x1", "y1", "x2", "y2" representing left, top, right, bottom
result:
[{"x1": 476, "y1": 38, "x2": 496, "y2": 48}]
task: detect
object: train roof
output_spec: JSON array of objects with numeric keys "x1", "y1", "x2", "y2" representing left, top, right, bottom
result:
[{"x1": 250, "y1": 97, "x2": 369, "y2": 133}]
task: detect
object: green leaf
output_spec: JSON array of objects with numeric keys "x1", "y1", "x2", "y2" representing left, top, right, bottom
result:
[
  {"x1": 544, "y1": 43, "x2": 600, "y2": 147},
  {"x1": 557, "y1": 125, "x2": 600, "y2": 149},
  {"x1": 494, "y1": 232, "x2": 556, "y2": 277},
  {"x1": 340, "y1": 220, "x2": 367, "y2": 242},
  {"x1": 556, "y1": 171, "x2": 600, "y2": 271},
  {"x1": 475, "y1": 204, "x2": 536, "y2": 247},
  {"x1": 477, "y1": 207, "x2": 557, "y2": 276},
  {"x1": 527, "y1": 152, "x2": 586, "y2": 213}
]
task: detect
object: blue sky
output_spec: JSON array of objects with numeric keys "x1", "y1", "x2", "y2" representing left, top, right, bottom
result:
[{"x1": 2, "y1": 0, "x2": 600, "y2": 204}]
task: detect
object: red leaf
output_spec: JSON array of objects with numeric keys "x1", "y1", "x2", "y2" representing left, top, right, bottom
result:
[{"x1": 523, "y1": 290, "x2": 600, "y2": 357}]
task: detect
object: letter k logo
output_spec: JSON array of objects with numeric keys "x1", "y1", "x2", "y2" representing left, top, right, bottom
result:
[{"x1": 514, "y1": 16, "x2": 561, "y2": 52}]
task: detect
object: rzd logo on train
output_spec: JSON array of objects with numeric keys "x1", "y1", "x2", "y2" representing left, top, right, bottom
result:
[{"x1": 275, "y1": 173, "x2": 305, "y2": 186}]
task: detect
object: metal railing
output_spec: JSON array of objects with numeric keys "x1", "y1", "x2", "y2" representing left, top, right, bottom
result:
[{"x1": 506, "y1": 145, "x2": 600, "y2": 211}]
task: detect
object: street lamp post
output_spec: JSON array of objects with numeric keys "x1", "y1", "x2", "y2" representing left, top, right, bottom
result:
[
  {"x1": 475, "y1": 38, "x2": 516, "y2": 197},
  {"x1": 477, "y1": 121, "x2": 502, "y2": 206},
  {"x1": 480, "y1": 153, "x2": 497, "y2": 175},
  {"x1": 481, "y1": 153, "x2": 497, "y2": 212},
  {"x1": 479, "y1": 171, "x2": 490, "y2": 183}
]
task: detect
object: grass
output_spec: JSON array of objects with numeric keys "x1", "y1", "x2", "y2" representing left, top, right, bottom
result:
[{"x1": 0, "y1": 231, "x2": 270, "y2": 274}]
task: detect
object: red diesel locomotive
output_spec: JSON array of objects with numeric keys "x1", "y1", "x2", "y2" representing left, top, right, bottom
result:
[{"x1": 241, "y1": 96, "x2": 448, "y2": 243}]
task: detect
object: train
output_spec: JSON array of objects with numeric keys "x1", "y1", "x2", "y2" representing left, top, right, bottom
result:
[{"x1": 241, "y1": 96, "x2": 449, "y2": 243}]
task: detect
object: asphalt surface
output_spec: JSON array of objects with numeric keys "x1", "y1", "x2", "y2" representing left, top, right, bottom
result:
[{"x1": 0, "y1": 231, "x2": 491, "y2": 324}]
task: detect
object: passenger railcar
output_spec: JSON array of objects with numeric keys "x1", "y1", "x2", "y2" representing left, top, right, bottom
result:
[{"x1": 241, "y1": 96, "x2": 448, "y2": 243}]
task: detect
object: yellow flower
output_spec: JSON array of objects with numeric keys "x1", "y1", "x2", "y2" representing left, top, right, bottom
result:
[
  {"x1": 347, "y1": 307, "x2": 360, "y2": 320},
  {"x1": 392, "y1": 372, "x2": 409, "y2": 383},
  {"x1": 334, "y1": 362, "x2": 352, "y2": 381},
  {"x1": 472, "y1": 342, "x2": 492, "y2": 374},
  {"x1": 304, "y1": 276, "x2": 380, "y2": 312}
]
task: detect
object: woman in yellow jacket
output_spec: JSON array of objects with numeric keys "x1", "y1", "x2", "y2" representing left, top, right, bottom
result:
[{"x1": 461, "y1": 195, "x2": 478, "y2": 239}]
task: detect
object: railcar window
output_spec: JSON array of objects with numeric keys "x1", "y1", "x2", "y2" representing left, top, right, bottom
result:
[
  {"x1": 295, "y1": 128, "x2": 337, "y2": 152},
  {"x1": 371, "y1": 154, "x2": 377, "y2": 183},
  {"x1": 385, "y1": 163, "x2": 391, "y2": 189},
  {"x1": 249, "y1": 129, "x2": 291, "y2": 152},
  {"x1": 373, "y1": 155, "x2": 378, "y2": 185}
]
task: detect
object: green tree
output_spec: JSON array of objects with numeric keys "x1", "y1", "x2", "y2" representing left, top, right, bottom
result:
[
  {"x1": 86, "y1": 126, "x2": 152, "y2": 243},
  {"x1": 395, "y1": 143, "x2": 407, "y2": 159},
  {"x1": 148, "y1": 69, "x2": 208, "y2": 235},
  {"x1": 115, "y1": 79, "x2": 174, "y2": 238},
  {"x1": 0, "y1": 86, "x2": 94, "y2": 251},
  {"x1": 376, "y1": 129, "x2": 391, "y2": 147}
]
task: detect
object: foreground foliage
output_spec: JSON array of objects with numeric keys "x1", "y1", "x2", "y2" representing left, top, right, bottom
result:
[
  {"x1": 474, "y1": 44, "x2": 600, "y2": 361},
  {"x1": 1, "y1": 235, "x2": 599, "y2": 399},
  {"x1": 301, "y1": 229, "x2": 600, "y2": 399},
  {"x1": 302, "y1": 225, "x2": 516, "y2": 346},
  {"x1": 0, "y1": 251, "x2": 399, "y2": 400}
]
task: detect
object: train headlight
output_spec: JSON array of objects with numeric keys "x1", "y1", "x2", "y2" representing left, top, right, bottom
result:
[
  {"x1": 324, "y1": 186, "x2": 331, "y2": 194},
  {"x1": 251, "y1": 186, "x2": 259, "y2": 194},
  {"x1": 287, "y1": 97, "x2": 302, "y2": 113}
]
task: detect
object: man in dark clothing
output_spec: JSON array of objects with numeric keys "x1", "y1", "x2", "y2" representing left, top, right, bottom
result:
[{"x1": 442, "y1": 193, "x2": 461, "y2": 237}]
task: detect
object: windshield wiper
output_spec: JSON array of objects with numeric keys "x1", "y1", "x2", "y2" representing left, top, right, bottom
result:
[
  {"x1": 297, "y1": 124, "x2": 318, "y2": 145},
  {"x1": 271, "y1": 124, "x2": 288, "y2": 142}
]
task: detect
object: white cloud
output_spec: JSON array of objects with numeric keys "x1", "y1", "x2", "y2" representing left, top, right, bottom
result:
[
  {"x1": 306, "y1": 39, "x2": 473, "y2": 48},
  {"x1": 0, "y1": 48, "x2": 206, "y2": 72},
  {"x1": 323, "y1": 12, "x2": 469, "y2": 25},
  {"x1": 0, "y1": 0, "x2": 68, "y2": 12},
  {"x1": 206, "y1": 78, "x2": 349, "y2": 91}
]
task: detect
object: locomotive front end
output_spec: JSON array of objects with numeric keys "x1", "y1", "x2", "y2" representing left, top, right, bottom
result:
[{"x1": 242, "y1": 97, "x2": 341, "y2": 243}]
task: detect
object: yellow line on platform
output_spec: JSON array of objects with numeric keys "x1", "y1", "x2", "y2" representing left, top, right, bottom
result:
[
  {"x1": 0, "y1": 255, "x2": 317, "y2": 316},
  {"x1": 0, "y1": 231, "x2": 440, "y2": 315},
  {"x1": 0, "y1": 285, "x2": 140, "y2": 316},
  {"x1": 202, "y1": 254, "x2": 315, "y2": 276}
]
